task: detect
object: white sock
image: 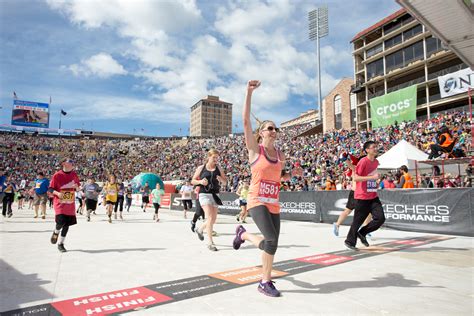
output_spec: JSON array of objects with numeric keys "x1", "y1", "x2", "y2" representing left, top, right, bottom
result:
[
  {"x1": 59, "y1": 235, "x2": 66, "y2": 244},
  {"x1": 54, "y1": 229, "x2": 60, "y2": 234}
]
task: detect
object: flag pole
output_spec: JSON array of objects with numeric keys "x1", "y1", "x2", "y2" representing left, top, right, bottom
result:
[
  {"x1": 59, "y1": 110, "x2": 62, "y2": 130},
  {"x1": 469, "y1": 87, "x2": 472, "y2": 153}
]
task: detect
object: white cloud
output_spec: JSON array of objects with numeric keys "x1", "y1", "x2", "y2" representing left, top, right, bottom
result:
[
  {"x1": 47, "y1": 0, "x2": 202, "y2": 39},
  {"x1": 214, "y1": 0, "x2": 294, "y2": 38},
  {"x1": 49, "y1": 0, "x2": 349, "y2": 123},
  {"x1": 67, "y1": 53, "x2": 127, "y2": 78},
  {"x1": 320, "y1": 45, "x2": 353, "y2": 68}
]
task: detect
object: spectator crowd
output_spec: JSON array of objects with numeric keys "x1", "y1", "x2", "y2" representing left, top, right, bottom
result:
[{"x1": 0, "y1": 110, "x2": 471, "y2": 194}]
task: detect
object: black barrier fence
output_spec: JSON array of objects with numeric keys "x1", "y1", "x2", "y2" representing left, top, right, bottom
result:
[{"x1": 169, "y1": 188, "x2": 474, "y2": 237}]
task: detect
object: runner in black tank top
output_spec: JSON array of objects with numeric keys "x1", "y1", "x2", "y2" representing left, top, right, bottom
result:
[{"x1": 191, "y1": 149, "x2": 227, "y2": 251}]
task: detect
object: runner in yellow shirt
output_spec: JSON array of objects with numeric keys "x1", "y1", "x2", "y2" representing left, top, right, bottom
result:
[{"x1": 103, "y1": 175, "x2": 119, "y2": 223}]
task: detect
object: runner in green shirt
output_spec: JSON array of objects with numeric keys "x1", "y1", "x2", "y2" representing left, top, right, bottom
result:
[{"x1": 151, "y1": 183, "x2": 165, "y2": 222}]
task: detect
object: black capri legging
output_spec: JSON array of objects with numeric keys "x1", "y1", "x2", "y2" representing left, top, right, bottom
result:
[
  {"x1": 249, "y1": 205, "x2": 280, "y2": 255},
  {"x1": 114, "y1": 196, "x2": 124, "y2": 213},
  {"x1": 182, "y1": 199, "x2": 192, "y2": 210},
  {"x1": 153, "y1": 203, "x2": 160, "y2": 214}
]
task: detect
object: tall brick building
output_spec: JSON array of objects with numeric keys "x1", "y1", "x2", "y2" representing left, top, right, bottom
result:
[{"x1": 190, "y1": 95, "x2": 232, "y2": 137}]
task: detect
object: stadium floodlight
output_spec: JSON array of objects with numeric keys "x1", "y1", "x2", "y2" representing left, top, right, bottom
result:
[{"x1": 308, "y1": 6, "x2": 328, "y2": 126}]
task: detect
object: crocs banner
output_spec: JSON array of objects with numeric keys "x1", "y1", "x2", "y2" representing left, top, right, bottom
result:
[{"x1": 369, "y1": 85, "x2": 417, "y2": 128}]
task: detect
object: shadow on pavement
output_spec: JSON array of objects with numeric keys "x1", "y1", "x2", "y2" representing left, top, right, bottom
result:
[
  {"x1": 68, "y1": 247, "x2": 165, "y2": 254},
  {"x1": 0, "y1": 259, "x2": 53, "y2": 311},
  {"x1": 282, "y1": 273, "x2": 444, "y2": 294},
  {"x1": 396, "y1": 246, "x2": 470, "y2": 253}
]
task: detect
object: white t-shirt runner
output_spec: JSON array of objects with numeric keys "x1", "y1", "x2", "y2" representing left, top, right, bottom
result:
[{"x1": 180, "y1": 185, "x2": 193, "y2": 200}]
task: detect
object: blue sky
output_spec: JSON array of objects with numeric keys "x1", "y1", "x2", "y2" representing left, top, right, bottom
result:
[{"x1": 0, "y1": 0, "x2": 401, "y2": 136}]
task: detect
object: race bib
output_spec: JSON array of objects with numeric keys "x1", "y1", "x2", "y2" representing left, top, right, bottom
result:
[
  {"x1": 257, "y1": 180, "x2": 280, "y2": 204},
  {"x1": 60, "y1": 190, "x2": 75, "y2": 204},
  {"x1": 35, "y1": 182, "x2": 41, "y2": 189},
  {"x1": 367, "y1": 180, "x2": 378, "y2": 193},
  {"x1": 107, "y1": 189, "x2": 117, "y2": 195}
]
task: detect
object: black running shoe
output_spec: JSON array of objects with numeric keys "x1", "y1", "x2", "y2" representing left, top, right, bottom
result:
[
  {"x1": 196, "y1": 229, "x2": 204, "y2": 241},
  {"x1": 357, "y1": 232, "x2": 369, "y2": 247},
  {"x1": 51, "y1": 232, "x2": 59, "y2": 244},
  {"x1": 344, "y1": 241, "x2": 358, "y2": 251},
  {"x1": 190, "y1": 220, "x2": 196, "y2": 232},
  {"x1": 58, "y1": 244, "x2": 67, "y2": 253}
]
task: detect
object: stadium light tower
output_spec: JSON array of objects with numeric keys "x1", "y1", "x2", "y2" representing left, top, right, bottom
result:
[{"x1": 308, "y1": 6, "x2": 328, "y2": 126}]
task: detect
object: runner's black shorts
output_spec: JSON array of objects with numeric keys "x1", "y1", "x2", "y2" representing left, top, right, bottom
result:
[
  {"x1": 55, "y1": 214, "x2": 77, "y2": 226},
  {"x1": 346, "y1": 190, "x2": 356, "y2": 210},
  {"x1": 85, "y1": 198, "x2": 98, "y2": 211}
]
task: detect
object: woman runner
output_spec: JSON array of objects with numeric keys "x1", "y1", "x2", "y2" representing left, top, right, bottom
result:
[
  {"x1": 191, "y1": 149, "x2": 227, "y2": 251},
  {"x1": 236, "y1": 181, "x2": 249, "y2": 223},
  {"x1": 114, "y1": 180, "x2": 125, "y2": 220},
  {"x1": 151, "y1": 183, "x2": 165, "y2": 222},
  {"x1": 103, "y1": 174, "x2": 119, "y2": 223},
  {"x1": 232, "y1": 80, "x2": 301, "y2": 297}
]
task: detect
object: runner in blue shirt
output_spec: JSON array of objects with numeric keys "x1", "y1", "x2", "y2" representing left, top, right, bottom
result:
[{"x1": 34, "y1": 171, "x2": 50, "y2": 219}]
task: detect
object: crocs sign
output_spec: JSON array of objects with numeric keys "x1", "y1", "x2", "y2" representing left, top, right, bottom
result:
[
  {"x1": 375, "y1": 99, "x2": 411, "y2": 116},
  {"x1": 370, "y1": 85, "x2": 417, "y2": 128}
]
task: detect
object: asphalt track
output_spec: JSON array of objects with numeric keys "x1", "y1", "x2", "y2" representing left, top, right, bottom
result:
[{"x1": 1, "y1": 204, "x2": 472, "y2": 315}]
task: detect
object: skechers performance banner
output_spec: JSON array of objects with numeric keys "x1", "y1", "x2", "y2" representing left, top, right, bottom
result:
[
  {"x1": 169, "y1": 188, "x2": 474, "y2": 236},
  {"x1": 370, "y1": 85, "x2": 417, "y2": 128}
]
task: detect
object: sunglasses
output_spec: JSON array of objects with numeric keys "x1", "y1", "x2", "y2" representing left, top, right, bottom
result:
[
  {"x1": 65, "y1": 159, "x2": 74, "y2": 164},
  {"x1": 263, "y1": 126, "x2": 280, "y2": 132}
]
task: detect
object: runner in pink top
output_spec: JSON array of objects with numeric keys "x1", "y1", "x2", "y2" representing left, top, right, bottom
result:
[
  {"x1": 232, "y1": 80, "x2": 302, "y2": 297},
  {"x1": 344, "y1": 141, "x2": 385, "y2": 250},
  {"x1": 48, "y1": 157, "x2": 80, "y2": 253}
]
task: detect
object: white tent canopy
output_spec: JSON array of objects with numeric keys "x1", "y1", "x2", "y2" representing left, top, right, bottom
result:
[{"x1": 377, "y1": 139, "x2": 428, "y2": 170}]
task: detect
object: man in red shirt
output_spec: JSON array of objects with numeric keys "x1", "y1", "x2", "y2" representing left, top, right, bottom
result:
[
  {"x1": 48, "y1": 157, "x2": 80, "y2": 253},
  {"x1": 345, "y1": 141, "x2": 385, "y2": 250}
]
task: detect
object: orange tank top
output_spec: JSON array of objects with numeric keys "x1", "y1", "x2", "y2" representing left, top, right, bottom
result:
[
  {"x1": 402, "y1": 173, "x2": 414, "y2": 188},
  {"x1": 247, "y1": 145, "x2": 283, "y2": 214}
]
